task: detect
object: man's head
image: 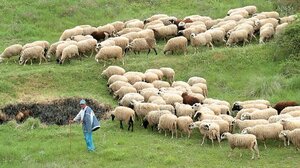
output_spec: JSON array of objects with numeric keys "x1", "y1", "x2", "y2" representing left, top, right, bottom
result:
[{"x1": 80, "y1": 99, "x2": 87, "y2": 108}]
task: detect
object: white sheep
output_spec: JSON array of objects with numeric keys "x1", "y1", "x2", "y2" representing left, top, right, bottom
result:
[
  {"x1": 193, "y1": 111, "x2": 222, "y2": 121},
  {"x1": 145, "y1": 69, "x2": 164, "y2": 80},
  {"x1": 159, "y1": 104, "x2": 175, "y2": 114},
  {"x1": 55, "y1": 41, "x2": 78, "y2": 61},
  {"x1": 148, "y1": 95, "x2": 166, "y2": 105},
  {"x1": 268, "y1": 114, "x2": 293, "y2": 123},
  {"x1": 152, "y1": 80, "x2": 170, "y2": 89},
  {"x1": 192, "y1": 103, "x2": 215, "y2": 115},
  {"x1": 70, "y1": 35, "x2": 93, "y2": 42},
  {"x1": 159, "y1": 67, "x2": 175, "y2": 83},
  {"x1": 95, "y1": 46, "x2": 124, "y2": 66},
  {"x1": 281, "y1": 106, "x2": 300, "y2": 114},
  {"x1": 279, "y1": 129, "x2": 300, "y2": 150},
  {"x1": 97, "y1": 24, "x2": 115, "y2": 36},
  {"x1": 102, "y1": 65, "x2": 126, "y2": 78},
  {"x1": 187, "y1": 76, "x2": 207, "y2": 85},
  {"x1": 287, "y1": 110, "x2": 300, "y2": 117},
  {"x1": 59, "y1": 27, "x2": 83, "y2": 41},
  {"x1": 111, "y1": 106, "x2": 135, "y2": 131},
  {"x1": 125, "y1": 19, "x2": 144, "y2": 29},
  {"x1": 125, "y1": 38, "x2": 157, "y2": 55},
  {"x1": 77, "y1": 38, "x2": 97, "y2": 56},
  {"x1": 107, "y1": 75, "x2": 129, "y2": 86},
  {"x1": 260, "y1": 11, "x2": 280, "y2": 19},
  {"x1": 59, "y1": 44, "x2": 79, "y2": 64},
  {"x1": 117, "y1": 27, "x2": 142, "y2": 36},
  {"x1": 259, "y1": 23, "x2": 275, "y2": 44},
  {"x1": 192, "y1": 83, "x2": 208, "y2": 97},
  {"x1": 140, "y1": 88, "x2": 159, "y2": 102},
  {"x1": 19, "y1": 46, "x2": 47, "y2": 65},
  {"x1": 279, "y1": 15, "x2": 296, "y2": 24},
  {"x1": 189, "y1": 121, "x2": 221, "y2": 146},
  {"x1": 226, "y1": 29, "x2": 249, "y2": 46},
  {"x1": 130, "y1": 100, "x2": 159, "y2": 121},
  {"x1": 158, "y1": 92, "x2": 183, "y2": 106},
  {"x1": 163, "y1": 36, "x2": 188, "y2": 55},
  {"x1": 233, "y1": 119, "x2": 269, "y2": 131},
  {"x1": 22, "y1": 40, "x2": 50, "y2": 52},
  {"x1": 221, "y1": 132, "x2": 260, "y2": 160},
  {"x1": 243, "y1": 5, "x2": 257, "y2": 15},
  {"x1": 241, "y1": 108, "x2": 278, "y2": 120},
  {"x1": 0, "y1": 44, "x2": 23, "y2": 63},
  {"x1": 280, "y1": 119, "x2": 300, "y2": 130},
  {"x1": 152, "y1": 24, "x2": 177, "y2": 40},
  {"x1": 124, "y1": 72, "x2": 143, "y2": 85},
  {"x1": 47, "y1": 41, "x2": 64, "y2": 59},
  {"x1": 138, "y1": 29, "x2": 155, "y2": 40},
  {"x1": 275, "y1": 23, "x2": 289, "y2": 36},
  {"x1": 176, "y1": 116, "x2": 193, "y2": 138},
  {"x1": 119, "y1": 93, "x2": 144, "y2": 107},
  {"x1": 206, "y1": 28, "x2": 226, "y2": 44},
  {"x1": 241, "y1": 123, "x2": 283, "y2": 149},
  {"x1": 113, "y1": 86, "x2": 137, "y2": 100},
  {"x1": 111, "y1": 21, "x2": 125, "y2": 32},
  {"x1": 144, "y1": 72, "x2": 159, "y2": 83},
  {"x1": 132, "y1": 82, "x2": 154, "y2": 92},
  {"x1": 174, "y1": 103, "x2": 194, "y2": 117},
  {"x1": 121, "y1": 32, "x2": 140, "y2": 42},
  {"x1": 142, "y1": 110, "x2": 172, "y2": 130},
  {"x1": 108, "y1": 37, "x2": 129, "y2": 51},
  {"x1": 108, "y1": 81, "x2": 132, "y2": 93},
  {"x1": 158, "y1": 113, "x2": 178, "y2": 138},
  {"x1": 96, "y1": 39, "x2": 116, "y2": 51}
]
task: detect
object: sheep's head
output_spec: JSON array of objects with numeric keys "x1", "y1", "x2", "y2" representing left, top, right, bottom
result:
[
  {"x1": 221, "y1": 132, "x2": 230, "y2": 140},
  {"x1": 142, "y1": 118, "x2": 149, "y2": 129},
  {"x1": 177, "y1": 30, "x2": 184, "y2": 36},
  {"x1": 241, "y1": 128, "x2": 250, "y2": 134},
  {"x1": 232, "y1": 102, "x2": 243, "y2": 111},
  {"x1": 190, "y1": 33, "x2": 196, "y2": 38},
  {"x1": 192, "y1": 103, "x2": 201, "y2": 111},
  {"x1": 202, "y1": 123, "x2": 210, "y2": 130},
  {"x1": 193, "y1": 112, "x2": 202, "y2": 121},
  {"x1": 95, "y1": 43, "x2": 102, "y2": 52},
  {"x1": 181, "y1": 92, "x2": 188, "y2": 97},
  {"x1": 111, "y1": 114, "x2": 115, "y2": 121},
  {"x1": 188, "y1": 122, "x2": 197, "y2": 129}
]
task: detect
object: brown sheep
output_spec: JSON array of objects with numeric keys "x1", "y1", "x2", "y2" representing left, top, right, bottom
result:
[
  {"x1": 182, "y1": 92, "x2": 200, "y2": 106},
  {"x1": 91, "y1": 31, "x2": 110, "y2": 42},
  {"x1": 273, "y1": 101, "x2": 298, "y2": 114}
]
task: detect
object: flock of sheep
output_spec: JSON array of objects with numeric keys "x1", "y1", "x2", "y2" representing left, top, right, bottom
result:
[
  {"x1": 102, "y1": 65, "x2": 300, "y2": 160},
  {"x1": 0, "y1": 6, "x2": 297, "y2": 65}
]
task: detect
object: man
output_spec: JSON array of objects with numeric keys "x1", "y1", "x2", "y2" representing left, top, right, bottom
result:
[{"x1": 70, "y1": 99, "x2": 96, "y2": 152}]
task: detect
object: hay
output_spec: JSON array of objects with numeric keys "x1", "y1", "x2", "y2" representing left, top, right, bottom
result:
[{"x1": 0, "y1": 98, "x2": 112, "y2": 125}]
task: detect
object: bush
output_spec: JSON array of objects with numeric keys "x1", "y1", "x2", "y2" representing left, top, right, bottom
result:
[{"x1": 273, "y1": 16, "x2": 300, "y2": 61}]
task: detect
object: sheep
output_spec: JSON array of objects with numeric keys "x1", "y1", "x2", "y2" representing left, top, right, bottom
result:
[
  {"x1": 226, "y1": 29, "x2": 249, "y2": 46},
  {"x1": 142, "y1": 110, "x2": 172, "y2": 130},
  {"x1": 96, "y1": 39, "x2": 116, "y2": 51},
  {"x1": 243, "y1": 5, "x2": 257, "y2": 15},
  {"x1": 279, "y1": 130, "x2": 291, "y2": 147},
  {"x1": 189, "y1": 121, "x2": 220, "y2": 146},
  {"x1": 144, "y1": 72, "x2": 159, "y2": 83},
  {"x1": 140, "y1": 88, "x2": 159, "y2": 102},
  {"x1": 125, "y1": 19, "x2": 144, "y2": 29},
  {"x1": 117, "y1": 28, "x2": 142, "y2": 36},
  {"x1": 121, "y1": 32, "x2": 140, "y2": 42},
  {"x1": 241, "y1": 108, "x2": 278, "y2": 120},
  {"x1": 203, "y1": 98, "x2": 231, "y2": 109},
  {"x1": 287, "y1": 111, "x2": 300, "y2": 117},
  {"x1": 113, "y1": 86, "x2": 137, "y2": 100},
  {"x1": 187, "y1": 76, "x2": 207, "y2": 85},
  {"x1": 233, "y1": 119, "x2": 269, "y2": 131},
  {"x1": 279, "y1": 15, "x2": 296, "y2": 24},
  {"x1": 159, "y1": 104, "x2": 175, "y2": 114},
  {"x1": 280, "y1": 119, "x2": 300, "y2": 130},
  {"x1": 0, "y1": 112, "x2": 7, "y2": 123},
  {"x1": 130, "y1": 100, "x2": 159, "y2": 121},
  {"x1": 235, "y1": 108, "x2": 259, "y2": 119},
  {"x1": 101, "y1": 65, "x2": 126, "y2": 78},
  {"x1": 95, "y1": 46, "x2": 124, "y2": 66},
  {"x1": 152, "y1": 80, "x2": 170, "y2": 89},
  {"x1": 206, "y1": 28, "x2": 226, "y2": 44},
  {"x1": 15, "y1": 112, "x2": 25, "y2": 122},
  {"x1": 119, "y1": 93, "x2": 144, "y2": 107},
  {"x1": 46, "y1": 41, "x2": 64, "y2": 59},
  {"x1": 259, "y1": 23, "x2": 275, "y2": 43},
  {"x1": 159, "y1": 67, "x2": 175, "y2": 83},
  {"x1": 172, "y1": 81, "x2": 190, "y2": 89},
  {"x1": 192, "y1": 83, "x2": 208, "y2": 97},
  {"x1": 221, "y1": 132, "x2": 260, "y2": 160},
  {"x1": 176, "y1": 116, "x2": 193, "y2": 138},
  {"x1": 111, "y1": 21, "x2": 125, "y2": 32},
  {"x1": 123, "y1": 72, "x2": 143, "y2": 85},
  {"x1": 177, "y1": 26, "x2": 206, "y2": 41},
  {"x1": 241, "y1": 123, "x2": 283, "y2": 149},
  {"x1": 279, "y1": 129, "x2": 300, "y2": 150},
  {"x1": 273, "y1": 101, "x2": 298, "y2": 114},
  {"x1": 145, "y1": 14, "x2": 169, "y2": 23},
  {"x1": 108, "y1": 81, "x2": 132, "y2": 93},
  {"x1": 192, "y1": 103, "x2": 215, "y2": 115},
  {"x1": 202, "y1": 119, "x2": 230, "y2": 134},
  {"x1": 233, "y1": 99, "x2": 271, "y2": 107},
  {"x1": 22, "y1": 41, "x2": 50, "y2": 53},
  {"x1": 229, "y1": 8, "x2": 249, "y2": 17},
  {"x1": 181, "y1": 92, "x2": 200, "y2": 106},
  {"x1": 97, "y1": 24, "x2": 115, "y2": 36},
  {"x1": 158, "y1": 92, "x2": 183, "y2": 106},
  {"x1": 275, "y1": 23, "x2": 289, "y2": 35},
  {"x1": 145, "y1": 69, "x2": 164, "y2": 80},
  {"x1": 111, "y1": 106, "x2": 135, "y2": 131},
  {"x1": 204, "y1": 104, "x2": 230, "y2": 115},
  {"x1": 91, "y1": 30, "x2": 109, "y2": 42},
  {"x1": 76, "y1": 38, "x2": 97, "y2": 56},
  {"x1": 152, "y1": 24, "x2": 177, "y2": 40},
  {"x1": 80, "y1": 26, "x2": 97, "y2": 36},
  {"x1": 138, "y1": 29, "x2": 155, "y2": 40},
  {"x1": 148, "y1": 95, "x2": 166, "y2": 105},
  {"x1": 19, "y1": 46, "x2": 47, "y2": 65},
  {"x1": 281, "y1": 106, "x2": 300, "y2": 114},
  {"x1": 232, "y1": 103, "x2": 269, "y2": 112},
  {"x1": 268, "y1": 114, "x2": 293, "y2": 123},
  {"x1": 59, "y1": 27, "x2": 83, "y2": 41},
  {"x1": 107, "y1": 75, "x2": 128, "y2": 86},
  {"x1": 174, "y1": 103, "x2": 194, "y2": 117},
  {"x1": 163, "y1": 36, "x2": 188, "y2": 55},
  {"x1": 108, "y1": 37, "x2": 130, "y2": 51},
  {"x1": 158, "y1": 113, "x2": 178, "y2": 138},
  {"x1": 70, "y1": 35, "x2": 93, "y2": 42},
  {"x1": 190, "y1": 32, "x2": 214, "y2": 52},
  {"x1": 260, "y1": 11, "x2": 280, "y2": 19},
  {"x1": 55, "y1": 41, "x2": 78, "y2": 62},
  {"x1": 0, "y1": 44, "x2": 23, "y2": 63},
  {"x1": 193, "y1": 111, "x2": 222, "y2": 121},
  {"x1": 132, "y1": 82, "x2": 154, "y2": 92},
  {"x1": 125, "y1": 38, "x2": 157, "y2": 55},
  {"x1": 59, "y1": 44, "x2": 79, "y2": 64}
]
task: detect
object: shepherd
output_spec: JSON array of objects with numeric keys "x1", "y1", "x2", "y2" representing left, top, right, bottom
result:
[{"x1": 70, "y1": 99, "x2": 100, "y2": 152}]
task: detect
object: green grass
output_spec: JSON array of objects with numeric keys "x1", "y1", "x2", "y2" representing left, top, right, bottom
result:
[{"x1": 0, "y1": 0, "x2": 300, "y2": 167}]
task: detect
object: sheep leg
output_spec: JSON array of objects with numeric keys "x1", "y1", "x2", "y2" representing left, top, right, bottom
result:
[
  {"x1": 147, "y1": 49, "x2": 151, "y2": 55},
  {"x1": 39, "y1": 57, "x2": 42, "y2": 65},
  {"x1": 228, "y1": 149, "x2": 233, "y2": 158},
  {"x1": 201, "y1": 135, "x2": 206, "y2": 146},
  {"x1": 211, "y1": 138, "x2": 214, "y2": 147},
  {"x1": 171, "y1": 130, "x2": 174, "y2": 139},
  {"x1": 120, "y1": 121, "x2": 123, "y2": 129},
  {"x1": 153, "y1": 48, "x2": 157, "y2": 55},
  {"x1": 263, "y1": 141, "x2": 267, "y2": 149},
  {"x1": 30, "y1": 59, "x2": 33, "y2": 65},
  {"x1": 164, "y1": 130, "x2": 167, "y2": 137},
  {"x1": 250, "y1": 148, "x2": 255, "y2": 160}
]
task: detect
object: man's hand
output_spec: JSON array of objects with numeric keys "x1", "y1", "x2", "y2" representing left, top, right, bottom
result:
[{"x1": 69, "y1": 120, "x2": 74, "y2": 124}]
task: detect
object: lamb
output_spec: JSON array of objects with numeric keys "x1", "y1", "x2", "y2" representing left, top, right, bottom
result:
[
  {"x1": 182, "y1": 92, "x2": 200, "y2": 106},
  {"x1": 101, "y1": 65, "x2": 126, "y2": 78},
  {"x1": 268, "y1": 114, "x2": 293, "y2": 123},
  {"x1": 241, "y1": 123, "x2": 283, "y2": 149},
  {"x1": 152, "y1": 24, "x2": 177, "y2": 40},
  {"x1": 158, "y1": 113, "x2": 178, "y2": 138},
  {"x1": 159, "y1": 67, "x2": 175, "y2": 83},
  {"x1": 226, "y1": 29, "x2": 249, "y2": 46},
  {"x1": 142, "y1": 110, "x2": 172, "y2": 130},
  {"x1": 130, "y1": 100, "x2": 159, "y2": 121},
  {"x1": 281, "y1": 106, "x2": 300, "y2": 114},
  {"x1": 0, "y1": 44, "x2": 23, "y2": 63},
  {"x1": 279, "y1": 129, "x2": 300, "y2": 150},
  {"x1": 152, "y1": 80, "x2": 170, "y2": 89},
  {"x1": 176, "y1": 116, "x2": 193, "y2": 138},
  {"x1": 132, "y1": 82, "x2": 154, "y2": 92},
  {"x1": 113, "y1": 86, "x2": 137, "y2": 100},
  {"x1": 190, "y1": 32, "x2": 214, "y2": 52},
  {"x1": 107, "y1": 75, "x2": 128, "y2": 86},
  {"x1": 95, "y1": 46, "x2": 124, "y2": 66},
  {"x1": 221, "y1": 132, "x2": 260, "y2": 160},
  {"x1": 158, "y1": 92, "x2": 183, "y2": 106},
  {"x1": 59, "y1": 44, "x2": 79, "y2": 64},
  {"x1": 241, "y1": 108, "x2": 277, "y2": 120},
  {"x1": 59, "y1": 27, "x2": 83, "y2": 41},
  {"x1": 19, "y1": 46, "x2": 47, "y2": 65},
  {"x1": 119, "y1": 93, "x2": 144, "y2": 107},
  {"x1": 111, "y1": 106, "x2": 135, "y2": 131},
  {"x1": 124, "y1": 72, "x2": 143, "y2": 85},
  {"x1": 125, "y1": 38, "x2": 157, "y2": 55},
  {"x1": 108, "y1": 81, "x2": 132, "y2": 93},
  {"x1": 233, "y1": 119, "x2": 269, "y2": 131},
  {"x1": 145, "y1": 69, "x2": 164, "y2": 80},
  {"x1": 259, "y1": 23, "x2": 275, "y2": 43},
  {"x1": 273, "y1": 101, "x2": 298, "y2": 114},
  {"x1": 193, "y1": 111, "x2": 222, "y2": 121},
  {"x1": 163, "y1": 36, "x2": 188, "y2": 55},
  {"x1": 280, "y1": 119, "x2": 300, "y2": 130},
  {"x1": 144, "y1": 72, "x2": 159, "y2": 83},
  {"x1": 174, "y1": 103, "x2": 194, "y2": 117}
]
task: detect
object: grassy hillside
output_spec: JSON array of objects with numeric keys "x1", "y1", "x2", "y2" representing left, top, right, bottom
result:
[{"x1": 0, "y1": 0, "x2": 300, "y2": 167}]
